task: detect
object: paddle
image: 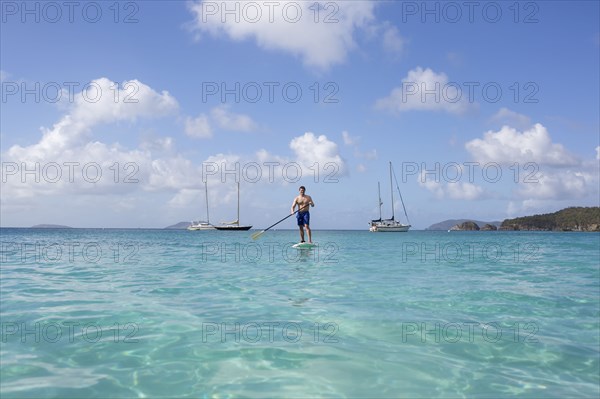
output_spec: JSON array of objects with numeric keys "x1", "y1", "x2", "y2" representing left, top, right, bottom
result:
[
  {"x1": 251, "y1": 203, "x2": 313, "y2": 240},
  {"x1": 251, "y1": 210, "x2": 299, "y2": 240}
]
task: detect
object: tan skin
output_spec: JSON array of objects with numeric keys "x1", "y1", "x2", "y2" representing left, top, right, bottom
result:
[{"x1": 291, "y1": 187, "x2": 315, "y2": 243}]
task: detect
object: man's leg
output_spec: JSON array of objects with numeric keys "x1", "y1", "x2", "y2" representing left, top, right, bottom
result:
[
  {"x1": 298, "y1": 225, "x2": 305, "y2": 242},
  {"x1": 305, "y1": 225, "x2": 312, "y2": 243}
]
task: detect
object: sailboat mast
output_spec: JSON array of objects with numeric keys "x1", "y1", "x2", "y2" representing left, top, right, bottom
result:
[
  {"x1": 377, "y1": 182, "x2": 382, "y2": 219},
  {"x1": 389, "y1": 161, "x2": 395, "y2": 220},
  {"x1": 205, "y1": 181, "x2": 210, "y2": 224},
  {"x1": 392, "y1": 165, "x2": 411, "y2": 226},
  {"x1": 237, "y1": 181, "x2": 240, "y2": 226}
]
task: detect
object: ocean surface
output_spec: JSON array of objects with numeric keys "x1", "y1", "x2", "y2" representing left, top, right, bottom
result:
[{"x1": 1, "y1": 228, "x2": 599, "y2": 398}]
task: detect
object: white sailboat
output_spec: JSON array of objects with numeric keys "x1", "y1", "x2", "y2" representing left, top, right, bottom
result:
[
  {"x1": 370, "y1": 161, "x2": 411, "y2": 232},
  {"x1": 188, "y1": 182, "x2": 215, "y2": 230},
  {"x1": 214, "y1": 181, "x2": 252, "y2": 231}
]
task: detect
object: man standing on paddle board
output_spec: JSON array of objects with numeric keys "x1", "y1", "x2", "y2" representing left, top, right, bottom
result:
[{"x1": 291, "y1": 186, "x2": 315, "y2": 243}]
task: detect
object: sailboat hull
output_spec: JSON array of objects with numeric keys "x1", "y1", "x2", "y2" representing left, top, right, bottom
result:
[
  {"x1": 370, "y1": 223, "x2": 410, "y2": 232},
  {"x1": 214, "y1": 225, "x2": 252, "y2": 231},
  {"x1": 215, "y1": 181, "x2": 251, "y2": 231},
  {"x1": 187, "y1": 223, "x2": 215, "y2": 230}
]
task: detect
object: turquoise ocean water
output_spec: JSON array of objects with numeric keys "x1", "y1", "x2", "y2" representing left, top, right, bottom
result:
[{"x1": 1, "y1": 228, "x2": 599, "y2": 398}]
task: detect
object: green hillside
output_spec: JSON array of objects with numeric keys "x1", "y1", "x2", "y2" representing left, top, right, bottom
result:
[{"x1": 500, "y1": 207, "x2": 600, "y2": 231}]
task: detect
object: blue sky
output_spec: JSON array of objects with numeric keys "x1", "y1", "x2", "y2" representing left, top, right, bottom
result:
[{"x1": 1, "y1": 0, "x2": 599, "y2": 229}]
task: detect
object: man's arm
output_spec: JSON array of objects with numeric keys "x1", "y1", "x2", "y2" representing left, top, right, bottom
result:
[
  {"x1": 308, "y1": 195, "x2": 315, "y2": 207},
  {"x1": 291, "y1": 197, "x2": 297, "y2": 214}
]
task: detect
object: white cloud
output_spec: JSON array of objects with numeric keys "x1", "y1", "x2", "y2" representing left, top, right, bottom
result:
[
  {"x1": 184, "y1": 105, "x2": 257, "y2": 138},
  {"x1": 446, "y1": 182, "x2": 484, "y2": 200},
  {"x1": 418, "y1": 170, "x2": 485, "y2": 200},
  {"x1": 596, "y1": 146, "x2": 600, "y2": 160},
  {"x1": 69, "y1": 78, "x2": 178, "y2": 127},
  {"x1": 514, "y1": 169, "x2": 590, "y2": 200},
  {"x1": 1, "y1": 78, "x2": 195, "y2": 204},
  {"x1": 6, "y1": 78, "x2": 178, "y2": 160},
  {"x1": 146, "y1": 156, "x2": 201, "y2": 192},
  {"x1": 188, "y1": 1, "x2": 377, "y2": 71},
  {"x1": 342, "y1": 130, "x2": 357, "y2": 145},
  {"x1": 250, "y1": 134, "x2": 348, "y2": 186},
  {"x1": 210, "y1": 105, "x2": 257, "y2": 132},
  {"x1": 464, "y1": 122, "x2": 599, "y2": 204},
  {"x1": 375, "y1": 67, "x2": 473, "y2": 114},
  {"x1": 255, "y1": 148, "x2": 287, "y2": 167},
  {"x1": 342, "y1": 130, "x2": 376, "y2": 163},
  {"x1": 185, "y1": 114, "x2": 212, "y2": 138},
  {"x1": 140, "y1": 136, "x2": 174, "y2": 153},
  {"x1": 517, "y1": 165, "x2": 598, "y2": 204},
  {"x1": 465, "y1": 123, "x2": 580, "y2": 166},
  {"x1": 168, "y1": 188, "x2": 202, "y2": 208},
  {"x1": 382, "y1": 25, "x2": 405, "y2": 54},
  {"x1": 490, "y1": 108, "x2": 532, "y2": 130},
  {"x1": 290, "y1": 132, "x2": 346, "y2": 174}
]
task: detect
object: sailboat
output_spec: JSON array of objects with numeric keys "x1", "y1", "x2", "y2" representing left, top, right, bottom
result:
[
  {"x1": 369, "y1": 161, "x2": 411, "y2": 232},
  {"x1": 214, "y1": 181, "x2": 252, "y2": 231},
  {"x1": 188, "y1": 182, "x2": 215, "y2": 230}
]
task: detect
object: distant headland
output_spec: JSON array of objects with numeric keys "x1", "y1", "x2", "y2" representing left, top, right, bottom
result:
[
  {"x1": 436, "y1": 207, "x2": 600, "y2": 232},
  {"x1": 499, "y1": 207, "x2": 600, "y2": 231}
]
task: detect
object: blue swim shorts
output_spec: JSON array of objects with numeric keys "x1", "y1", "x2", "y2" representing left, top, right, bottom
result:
[{"x1": 297, "y1": 211, "x2": 310, "y2": 226}]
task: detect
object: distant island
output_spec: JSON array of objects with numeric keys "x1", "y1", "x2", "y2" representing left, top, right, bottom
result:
[
  {"x1": 164, "y1": 221, "x2": 191, "y2": 230},
  {"x1": 427, "y1": 219, "x2": 501, "y2": 231},
  {"x1": 448, "y1": 221, "x2": 498, "y2": 231},
  {"x1": 31, "y1": 224, "x2": 72, "y2": 229},
  {"x1": 440, "y1": 207, "x2": 600, "y2": 232}
]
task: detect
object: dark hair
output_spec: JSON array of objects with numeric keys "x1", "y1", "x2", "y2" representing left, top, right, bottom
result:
[{"x1": 299, "y1": 186, "x2": 306, "y2": 191}]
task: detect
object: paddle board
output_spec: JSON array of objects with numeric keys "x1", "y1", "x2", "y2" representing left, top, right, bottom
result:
[{"x1": 292, "y1": 242, "x2": 317, "y2": 249}]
